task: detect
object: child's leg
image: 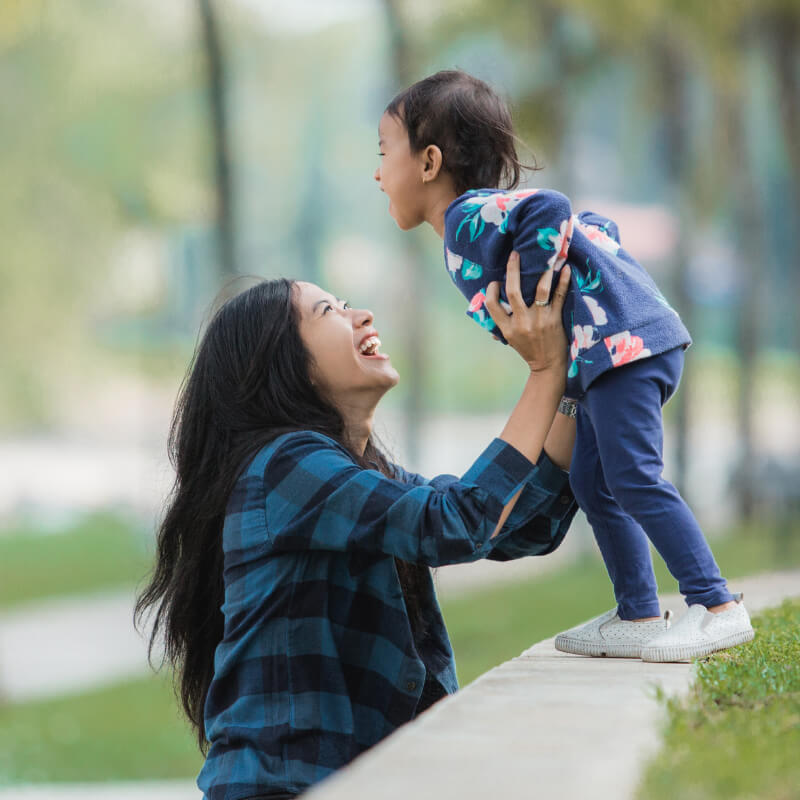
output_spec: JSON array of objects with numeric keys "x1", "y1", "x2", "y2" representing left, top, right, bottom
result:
[
  {"x1": 570, "y1": 408, "x2": 661, "y2": 619},
  {"x1": 582, "y1": 347, "x2": 734, "y2": 609}
]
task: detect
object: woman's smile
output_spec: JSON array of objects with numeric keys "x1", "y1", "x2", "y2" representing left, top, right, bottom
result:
[{"x1": 357, "y1": 331, "x2": 388, "y2": 360}]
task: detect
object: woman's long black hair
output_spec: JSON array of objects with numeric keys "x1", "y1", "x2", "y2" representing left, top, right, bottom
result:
[{"x1": 135, "y1": 278, "x2": 429, "y2": 753}]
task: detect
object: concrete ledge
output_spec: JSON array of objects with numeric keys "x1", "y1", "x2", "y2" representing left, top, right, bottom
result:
[{"x1": 306, "y1": 570, "x2": 800, "y2": 800}]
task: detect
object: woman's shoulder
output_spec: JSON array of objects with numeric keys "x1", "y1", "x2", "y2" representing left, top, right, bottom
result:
[{"x1": 244, "y1": 430, "x2": 354, "y2": 482}]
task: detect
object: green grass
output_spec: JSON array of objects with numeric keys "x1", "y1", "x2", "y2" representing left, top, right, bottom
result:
[
  {"x1": 637, "y1": 599, "x2": 800, "y2": 800},
  {"x1": 441, "y1": 520, "x2": 800, "y2": 686},
  {"x1": 0, "y1": 513, "x2": 153, "y2": 610},
  {"x1": 0, "y1": 672, "x2": 203, "y2": 785}
]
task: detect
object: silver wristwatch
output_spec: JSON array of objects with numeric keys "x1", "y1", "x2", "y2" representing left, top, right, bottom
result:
[{"x1": 558, "y1": 397, "x2": 578, "y2": 418}]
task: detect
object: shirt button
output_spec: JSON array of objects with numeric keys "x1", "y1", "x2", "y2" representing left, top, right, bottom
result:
[{"x1": 406, "y1": 681, "x2": 418, "y2": 692}]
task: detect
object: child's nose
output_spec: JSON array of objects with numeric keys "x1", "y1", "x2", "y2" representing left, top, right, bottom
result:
[{"x1": 373, "y1": 166, "x2": 381, "y2": 183}]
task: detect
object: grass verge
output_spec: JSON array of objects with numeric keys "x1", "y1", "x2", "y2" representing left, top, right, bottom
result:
[
  {"x1": 637, "y1": 599, "x2": 800, "y2": 800},
  {"x1": 0, "y1": 513, "x2": 152, "y2": 610},
  {"x1": 0, "y1": 672, "x2": 203, "y2": 785}
]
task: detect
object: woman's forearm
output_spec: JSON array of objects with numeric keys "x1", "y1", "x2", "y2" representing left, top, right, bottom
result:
[
  {"x1": 543, "y1": 410, "x2": 576, "y2": 471},
  {"x1": 499, "y1": 366, "x2": 564, "y2": 465},
  {"x1": 491, "y1": 365, "x2": 564, "y2": 537}
]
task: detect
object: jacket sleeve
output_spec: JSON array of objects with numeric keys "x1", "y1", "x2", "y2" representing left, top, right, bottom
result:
[
  {"x1": 444, "y1": 189, "x2": 575, "y2": 340},
  {"x1": 261, "y1": 432, "x2": 537, "y2": 567}
]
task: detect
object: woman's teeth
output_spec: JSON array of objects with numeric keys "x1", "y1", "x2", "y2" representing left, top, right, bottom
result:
[{"x1": 358, "y1": 336, "x2": 381, "y2": 355}]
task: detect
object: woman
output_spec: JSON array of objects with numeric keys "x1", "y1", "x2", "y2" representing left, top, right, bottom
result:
[{"x1": 136, "y1": 255, "x2": 577, "y2": 799}]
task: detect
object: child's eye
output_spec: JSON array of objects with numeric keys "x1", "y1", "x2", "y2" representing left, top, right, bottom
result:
[{"x1": 377, "y1": 151, "x2": 385, "y2": 157}]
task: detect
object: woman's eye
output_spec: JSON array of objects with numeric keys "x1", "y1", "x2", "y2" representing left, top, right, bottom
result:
[
  {"x1": 342, "y1": 302, "x2": 351, "y2": 310},
  {"x1": 323, "y1": 304, "x2": 333, "y2": 313}
]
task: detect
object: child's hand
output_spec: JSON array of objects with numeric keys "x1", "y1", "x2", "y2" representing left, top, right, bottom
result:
[{"x1": 485, "y1": 252, "x2": 570, "y2": 375}]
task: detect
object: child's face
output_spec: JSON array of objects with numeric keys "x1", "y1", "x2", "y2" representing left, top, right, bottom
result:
[{"x1": 374, "y1": 112, "x2": 427, "y2": 231}]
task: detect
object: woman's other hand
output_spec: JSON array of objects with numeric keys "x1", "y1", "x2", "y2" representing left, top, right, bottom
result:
[{"x1": 485, "y1": 252, "x2": 570, "y2": 375}]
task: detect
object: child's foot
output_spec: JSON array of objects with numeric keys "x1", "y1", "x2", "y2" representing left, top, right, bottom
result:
[
  {"x1": 554, "y1": 608, "x2": 672, "y2": 658},
  {"x1": 640, "y1": 593, "x2": 754, "y2": 662}
]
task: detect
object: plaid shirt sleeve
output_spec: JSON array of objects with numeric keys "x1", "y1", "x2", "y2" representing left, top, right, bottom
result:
[
  {"x1": 486, "y1": 450, "x2": 577, "y2": 560},
  {"x1": 392, "y1": 451, "x2": 576, "y2": 561},
  {"x1": 262, "y1": 431, "x2": 540, "y2": 567}
]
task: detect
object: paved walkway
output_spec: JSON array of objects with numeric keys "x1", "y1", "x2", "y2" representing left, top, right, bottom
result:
[
  {"x1": 1, "y1": 570, "x2": 797, "y2": 799},
  {"x1": 0, "y1": 590, "x2": 154, "y2": 702}
]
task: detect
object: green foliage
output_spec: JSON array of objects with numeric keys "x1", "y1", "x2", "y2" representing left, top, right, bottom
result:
[
  {"x1": 638, "y1": 600, "x2": 800, "y2": 800},
  {"x1": 0, "y1": 513, "x2": 152, "y2": 609},
  {"x1": 0, "y1": 673, "x2": 202, "y2": 785}
]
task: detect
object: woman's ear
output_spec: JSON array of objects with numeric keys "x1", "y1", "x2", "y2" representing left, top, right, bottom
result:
[{"x1": 421, "y1": 144, "x2": 443, "y2": 183}]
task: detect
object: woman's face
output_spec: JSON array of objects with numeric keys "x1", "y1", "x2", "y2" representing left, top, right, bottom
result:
[{"x1": 296, "y1": 282, "x2": 399, "y2": 410}]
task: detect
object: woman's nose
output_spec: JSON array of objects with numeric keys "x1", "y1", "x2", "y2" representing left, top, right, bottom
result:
[{"x1": 354, "y1": 307, "x2": 374, "y2": 328}]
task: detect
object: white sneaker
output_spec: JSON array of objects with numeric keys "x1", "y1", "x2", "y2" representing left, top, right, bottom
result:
[
  {"x1": 640, "y1": 593, "x2": 754, "y2": 662},
  {"x1": 554, "y1": 608, "x2": 672, "y2": 658}
]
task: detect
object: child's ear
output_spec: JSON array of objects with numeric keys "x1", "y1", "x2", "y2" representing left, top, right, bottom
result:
[{"x1": 421, "y1": 144, "x2": 444, "y2": 183}]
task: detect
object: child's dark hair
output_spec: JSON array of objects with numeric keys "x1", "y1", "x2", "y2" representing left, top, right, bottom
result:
[{"x1": 386, "y1": 69, "x2": 532, "y2": 196}]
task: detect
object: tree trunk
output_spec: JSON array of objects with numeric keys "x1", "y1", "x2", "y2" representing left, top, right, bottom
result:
[
  {"x1": 382, "y1": 0, "x2": 426, "y2": 468},
  {"x1": 722, "y1": 85, "x2": 763, "y2": 520},
  {"x1": 653, "y1": 37, "x2": 693, "y2": 498},
  {"x1": 767, "y1": 12, "x2": 800, "y2": 365},
  {"x1": 198, "y1": 0, "x2": 237, "y2": 281}
]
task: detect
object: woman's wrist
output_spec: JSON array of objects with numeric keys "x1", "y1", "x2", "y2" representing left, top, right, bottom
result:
[{"x1": 526, "y1": 358, "x2": 567, "y2": 377}]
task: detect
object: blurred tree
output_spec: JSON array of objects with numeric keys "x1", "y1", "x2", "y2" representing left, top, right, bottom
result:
[
  {"x1": 382, "y1": 0, "x2": 427, "y2": 467},
  {"x1": 763, "y1": 5, "x2": 800, "y2": 354},
  {"x1": 198, "y1": 0, "x2": 237, "y2": 280}
]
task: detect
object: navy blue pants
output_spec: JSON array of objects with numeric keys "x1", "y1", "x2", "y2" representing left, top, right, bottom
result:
[{"x1": 570, "y1": 347, "x2": 734, "y2": 620}]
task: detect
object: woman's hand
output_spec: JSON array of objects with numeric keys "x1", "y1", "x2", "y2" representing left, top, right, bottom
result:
[{"x1": 485, "y1": 252, "x2": 571, "y2": 374}]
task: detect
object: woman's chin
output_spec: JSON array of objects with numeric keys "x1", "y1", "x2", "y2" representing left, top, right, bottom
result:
[
  {"x1": 375, "y1": 363, "x2": 400, "y2": 391},
  {"x1": 371, "y1": 360, "x2": 400, "y2": 389}
]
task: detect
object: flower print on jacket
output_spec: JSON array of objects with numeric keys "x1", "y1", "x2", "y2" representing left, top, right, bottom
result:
[
  {"x1": 585, "y1": 297, "x2": 608, "y2": 326},
  {"x1": 456, "y1": 189, "x2": 539, "y2": 241},
  {"x1": 447, "y1": 248, "x2": 484, "y2": 281},
  {"x1": 469, "y1": 290, "x2": 486, "y2": 313},
  {"x1": 446, "y1": 248, "x2": 462, "y2": 274},
  {"x1": 605, "y1": 331, "x2": 652, "y2": 367},
  {"x1": 471, "y1": 307, "x2": 496, "y2": 332},
  {"x1": 569, "y1": 324, "x2": 599, "y2": 378},
  {"x1": 578, "y1": 220, "x2": 621, "y2": 256},
  {"x1": 536, "y1": 215, "x2": 575, "y2": 271}
]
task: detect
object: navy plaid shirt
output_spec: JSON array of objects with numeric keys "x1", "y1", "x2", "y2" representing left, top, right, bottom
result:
[{"x1": 197, "y1": 431, "x2": 576, "y2": 799}]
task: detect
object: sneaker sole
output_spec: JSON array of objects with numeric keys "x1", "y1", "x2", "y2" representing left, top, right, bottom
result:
[
  {"x1": 640, "y1": 628, "x2": 755, "y2": 662},
  {"x1": 554, "y1": 634, "x2": 643, "y2": 658}
]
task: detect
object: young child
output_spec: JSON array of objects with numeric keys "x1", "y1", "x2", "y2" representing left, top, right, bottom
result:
[{"x1": 374, "y1": 69, "x2": 754, "y2": 661}]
